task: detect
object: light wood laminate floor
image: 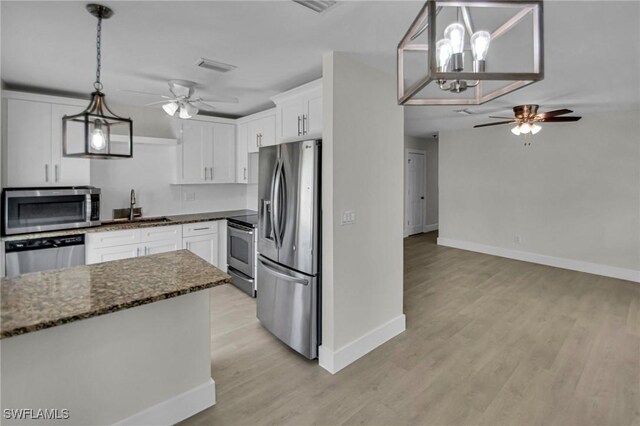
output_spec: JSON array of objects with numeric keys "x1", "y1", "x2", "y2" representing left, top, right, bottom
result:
[{"x1": 182, "y1": 232, "x2": 640, "y2": 426}]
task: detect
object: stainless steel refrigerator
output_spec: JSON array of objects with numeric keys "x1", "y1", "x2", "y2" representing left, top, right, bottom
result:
[{"x1": 257, "y1": 139, "x2": 321, "y2": 359}]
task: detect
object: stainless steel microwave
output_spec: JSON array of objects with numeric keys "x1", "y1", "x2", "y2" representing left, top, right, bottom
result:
[{"x1": 2, "y1": 187, "x2": 100, "y2": 235}]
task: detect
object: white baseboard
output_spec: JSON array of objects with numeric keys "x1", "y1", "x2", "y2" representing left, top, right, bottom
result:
[
  {"x1": 319, "y1": 314, "x2": 406, "y2": 374},
  {"x1": 115, "y1": 378, "x2": 216, "y2": 426},
  {"x1": 437, "y1": 237, "x2": 640, "y2": 283},
  {"x1": 423, "y1": 223, "x2": 439, "y2": 233}
]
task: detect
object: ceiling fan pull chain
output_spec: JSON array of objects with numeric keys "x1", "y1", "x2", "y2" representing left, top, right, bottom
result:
[{"x1": 94, "y1": 14, "x2": 103, "y2": 92}]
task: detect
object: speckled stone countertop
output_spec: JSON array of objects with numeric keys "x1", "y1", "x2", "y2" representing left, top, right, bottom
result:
[
  {"x1": 2, "y1": 209, "x2": 257, "y2": 241},
  {"x1": 0, "y1": 250, "x2": 231, "y2": 339}
]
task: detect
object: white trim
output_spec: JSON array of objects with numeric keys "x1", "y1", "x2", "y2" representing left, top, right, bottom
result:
[
  {"x1": 2, "y1": 90, "x2": 88, "y2": 107},
  {"x1": 270, "y1": 78, "x2": 323, "y2": 104},
  {"x1": 437, "y1": 237, "x2": 640, "y2": 283},
  {"x1": 319, "y1": 314, "x2": 406, "y2": 374},
  {"x1": 114, "y1": 379, "x2": 215, "y2": 426},
  {"x1": 404, "y1": 148, "x2": 428, "y2": 237},
  {"x1": 423, "y1": 223, "x2": 439, "y2": 233},
  {"x1": 236, "y1": 107, "x2": 276, "y2": 125}
]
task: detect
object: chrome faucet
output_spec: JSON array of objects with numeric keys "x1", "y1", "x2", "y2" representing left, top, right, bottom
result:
[{"x1": 129, "y1": 189, "x2": 136, "y2": 221}]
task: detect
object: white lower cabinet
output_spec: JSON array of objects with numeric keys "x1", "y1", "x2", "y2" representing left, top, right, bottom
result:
[
  {"x1": 182, "y1": 221, "x2": 220, "y2": 268},
  {"x1": 86, "y1": 225, "x2": 182, "y2": 265}
]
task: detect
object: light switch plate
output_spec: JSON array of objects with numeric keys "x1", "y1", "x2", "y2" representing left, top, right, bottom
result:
[{"x1": 341, "y1": 210, "x2": 356, "y2": 225}]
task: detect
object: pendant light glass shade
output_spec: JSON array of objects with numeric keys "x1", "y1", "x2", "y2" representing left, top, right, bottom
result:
[{"x1": 62, "y1": 4, "x2": 133, "y2": 159}]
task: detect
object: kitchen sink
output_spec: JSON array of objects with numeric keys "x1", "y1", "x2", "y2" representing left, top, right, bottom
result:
[{"x1": 103, "y1": 217, "x2": 172, "y2": 225}]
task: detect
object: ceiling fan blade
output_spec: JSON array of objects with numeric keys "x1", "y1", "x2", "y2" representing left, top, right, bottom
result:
[
  {"x1": 536, "y1": 109, "x2": 573, "y2": 119},
  {"x1": 539, "y1": 116, "x2": 582, "y2": 122},
  {"x1": 199, "y1": 96, "x2": 239, "y2": 104},
  {"x1": 488, "y1": 116, "x2": 515, "y2": 119},
  {"x1": 192, "y1": 101, "x2": 217, "y2": 111},
  {"x1": 118, "y1": 89, "x2": 171, "y2": 99},
  {"x1": 145, "y1": 100, "x2": 176, "y2": 106},
  {"x1": 474, "y1": 120, "x2": 516, "y2": 128}
]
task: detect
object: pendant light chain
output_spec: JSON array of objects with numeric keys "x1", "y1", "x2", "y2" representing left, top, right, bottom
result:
[{"x1": 94, "y1": 14, "x2": 103, "y2": 92}]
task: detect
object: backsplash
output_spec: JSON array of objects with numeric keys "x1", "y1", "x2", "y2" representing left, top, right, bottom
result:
[{"x1": 91, "y1": 143, "x2": 248, "y2": 219}]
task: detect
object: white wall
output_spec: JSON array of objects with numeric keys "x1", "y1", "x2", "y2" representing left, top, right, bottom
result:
[
  {"x1": 320, "y1": 52, "x2": 405, "y2": 374},
  {"x1": 439, "y1": 110, "x2": 640, "y2": 280},
  {"x1": 404, "y1": 135, "x2": 439, "y2": 231},
  {"x1": 90, "y1": 103, "x2": 249, "y2": 218}
]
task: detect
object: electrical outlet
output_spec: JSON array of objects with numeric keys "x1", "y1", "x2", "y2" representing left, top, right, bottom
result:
[
  {"x1": 341, "y1": 210, "x2": 356, "y2": 225},
  {"x1": 184, "y1": 192, "x2": 196, "y2": 202}
]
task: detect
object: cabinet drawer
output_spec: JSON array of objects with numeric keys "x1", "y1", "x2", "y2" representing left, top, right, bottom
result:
[
  {"x1": 183, "y1": 221, "x2": 218, "y2": 237},
  {"x1": 86, "y1": 244, "x2": 140, "y2": 265},
  {"x1": 86, "y1": 229, "x2": 141, "y2": 249},
  {"x1": 140, "y1": 225, "x2": 183, "y2": 243}
]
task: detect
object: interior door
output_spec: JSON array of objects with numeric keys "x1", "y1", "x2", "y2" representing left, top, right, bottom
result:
[
  {"x1": 256, "y1": 255, "x2": 318, "y2": 359},
  {"x1": 278, "y1": 140, "x2": 319, "y2": 275},
  {"x1": 258, "y1": 145, "x2": 279, "y2": 262},
  {"x1": 405, "y1": 151, "x2": 426, "y2": 236}
]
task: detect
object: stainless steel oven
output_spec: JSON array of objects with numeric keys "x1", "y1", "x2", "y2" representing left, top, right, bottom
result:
[
  {"x1": 227, "y1": 214, "x2": 258, "y2": 297},
  {"x1": 2, "y1": 187, "x2": 100, "y2": 236}
]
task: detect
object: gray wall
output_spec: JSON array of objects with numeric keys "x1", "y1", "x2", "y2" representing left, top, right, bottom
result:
[
  {"x1": 404, "y1": 135, "x2": 439, "y2": 231},
  {"x1": 321, "y1": 52, "x2": 405, "y2": 370},
  {"x1": 439, "y1": 109, "x2": 640, "y2": 273}
]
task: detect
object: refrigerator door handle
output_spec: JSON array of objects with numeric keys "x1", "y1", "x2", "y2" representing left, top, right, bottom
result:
[
  {"x1": 258, "y1": 257, "x2": 309, "y2": 286},
  {"x1": 277, "y1": 163, "x2": 287, "y2": 244},
  {"x1": 271, "y1": 160, "x2": 282, "y2": 248}
]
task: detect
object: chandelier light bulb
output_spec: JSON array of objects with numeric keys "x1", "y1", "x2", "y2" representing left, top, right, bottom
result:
[
  {"x1": 90, "y1": 119, "x2": 107, "y2": 150},
  {"x1": 530, "y1": 123, "x2": 542, "y2": 135},
  {"x1": 519, "y1": 122, "x2": 532, "y2": 134},
  {"x1": 162, "y1": 102, "x2": 179, "y2": 116},
  {"x1": 179, "y1": 105, "x2": 192, "y2": 119},
  {"x1": 444, "y1": 23, "x2": 465, "y2": 54},
  {"x1": 436, "y1": 39, "x2": 453, "y2": 71},
  {"x1": 511, "y1": 125, "x2": 521, "y2": 136},
  {"x1": 470, "y1": 31, "x2": 491, "y2": 61}
]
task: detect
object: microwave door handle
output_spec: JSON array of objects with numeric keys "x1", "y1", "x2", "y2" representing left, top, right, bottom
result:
[
  {"x1": 258, "y1": 258, "x2": 309, "y2": 286},
  {"x1": 85, "y1": 194, "x2": 92, "y2": 221}
]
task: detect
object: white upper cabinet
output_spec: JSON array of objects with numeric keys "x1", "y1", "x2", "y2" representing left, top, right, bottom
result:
[
  {"x1": 236, "y1": 122, "x2": 249, "y2": 183},
  {"x1": 177, "y1": 118, "x2": 236, "y2": 184},
  {"x1": 271, "y1": 79, "x2": 322, "y2": 142},
  {"x1": 246, "y1": 112, "x2": 276, "y2": 153},
  {"x1": 4, "y1": 94, "x2": 90, "y2": 187}
]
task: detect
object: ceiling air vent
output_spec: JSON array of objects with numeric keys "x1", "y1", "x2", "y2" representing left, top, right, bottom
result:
[
  {"x1": 195, "y1": 58, "x2": 237, "y2": 73},
  {"x1": 293, "y1": 0, "x2": 338, "y2": 13}
]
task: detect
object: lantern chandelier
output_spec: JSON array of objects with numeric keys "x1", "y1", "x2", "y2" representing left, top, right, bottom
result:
[
  {"x1": 63, "y1": 4, "x2": 133, "y2": 159},
  {"x1": 397, "y1": 0, "x2": 544, "y2": 106}
]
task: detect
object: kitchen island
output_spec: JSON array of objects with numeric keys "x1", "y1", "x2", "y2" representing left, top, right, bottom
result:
[{"x1": 1, "y1": 250, "x2": 230, "y2": 425}]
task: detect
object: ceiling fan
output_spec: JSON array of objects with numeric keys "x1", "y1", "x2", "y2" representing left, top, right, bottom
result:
[
  {"x1": 474, "y1": 105, "x2": 582, "y2": 138},
  {"x1": 122, "y1": 80, "x2": 239, "y2": 119}
]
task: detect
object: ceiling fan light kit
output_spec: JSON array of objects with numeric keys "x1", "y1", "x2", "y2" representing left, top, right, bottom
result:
[
  {"x1": 62, "y1": 4, "x2": 133, "y2": 159},
  {"x1": 397, "y1": 0, "x2": 544, "y2": 106}
]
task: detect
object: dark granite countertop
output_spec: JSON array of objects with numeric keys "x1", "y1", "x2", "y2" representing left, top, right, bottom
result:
[
  {"x1": 2, "y1": 209, "x2": 257, "y2": 241},
  {"x1": 0, "y1": 250, "x2": 231, "y2": 339}
]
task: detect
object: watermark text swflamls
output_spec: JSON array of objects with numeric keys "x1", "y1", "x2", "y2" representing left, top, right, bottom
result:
[{"x1": 3, "y1": 408, "x2": 70, "y2": 420}]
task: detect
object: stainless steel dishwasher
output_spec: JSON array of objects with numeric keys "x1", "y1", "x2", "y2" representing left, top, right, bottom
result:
[{"x1": 5, "y1": 235, "x2": 85, "y2": 278}]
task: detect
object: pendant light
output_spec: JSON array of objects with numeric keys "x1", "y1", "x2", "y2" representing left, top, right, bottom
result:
[{"x1": 62, "y1": 4, "x2": 133, "y2": 159}]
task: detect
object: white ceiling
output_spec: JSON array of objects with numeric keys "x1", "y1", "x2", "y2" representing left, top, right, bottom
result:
[{"x1": 2, "y1": 1, "x2": 639, "y2": 138}]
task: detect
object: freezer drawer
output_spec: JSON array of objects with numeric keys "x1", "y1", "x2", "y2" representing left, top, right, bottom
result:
[{"x1": 256, "y1": 255, "x2": 318, "y2": 359}]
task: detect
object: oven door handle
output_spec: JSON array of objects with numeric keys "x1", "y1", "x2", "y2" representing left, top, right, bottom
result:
[
  {"x1": 228, "y1": 223, "x2": 254, "y2": 234},
  {"x1": 229, "y1": 226, "x2": 253, "y2": 235}
]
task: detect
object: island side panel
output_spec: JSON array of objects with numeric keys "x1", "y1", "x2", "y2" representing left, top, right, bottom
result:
[{"x1": 1, "y1": 290, "x2": 214, "y2": 425}]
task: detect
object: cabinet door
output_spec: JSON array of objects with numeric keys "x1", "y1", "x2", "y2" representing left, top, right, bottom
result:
[
  {"x1": 181, "y1": 120, "x2": 208, "y2": 183},
  {"x1": 86, "y1": 244, "x2": 140, "y2": 265},
  {"x1": 260, "y1": 115, "x2": 276, "y2": 147},
  {"x1": 144, "y1": 239, "x2": 181, "y2": 256},
  {"x1": 51, "y1": 104, "x2": 90, "y2": 186},
  {"x1": 247, "y1": 119, "x2": 261, "y2": 153},
  {"x1": 304, "y1": 90, "x2": 323, "y2": 136},
  {"x1": 183, "y1": 234, "x2": 219, "y2": 267},
  {"x1": 236, "y1": 122, "x2": 249, "y2": 183},
  {"x1": 212, "y1": 123, "x2": 236, "y2": 183},
  {"x1": 5, "y1": 99, "x2": 52, "y2": 187},
  {"x1": 279, "y1": 97, "x2": 304, "y2": 140}
]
